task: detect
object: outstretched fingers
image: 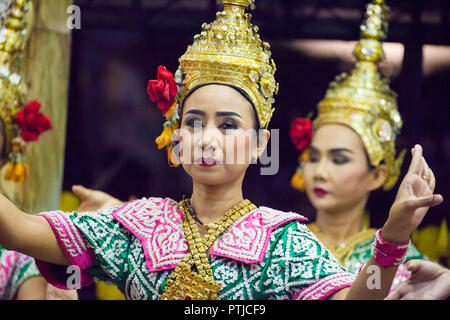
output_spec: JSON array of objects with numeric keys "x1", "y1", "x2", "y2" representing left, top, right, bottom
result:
[
  {"x1": 407, "y1": 145, "x2": 423, "y2": 176},
  {"x1": 72, "y1": 185, "x2": 91, "y2": 200},
  {"x1": 405, "y1": 194, "x2": 444, "y2": 210}
]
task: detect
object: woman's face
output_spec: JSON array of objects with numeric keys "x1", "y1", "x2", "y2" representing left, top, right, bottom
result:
[
  {"x1": 303, "y1": 124, "x2": 385, "y2": 213},
  {"x1": 178, "y1": 84, "x2": 261, "y2": 186}
]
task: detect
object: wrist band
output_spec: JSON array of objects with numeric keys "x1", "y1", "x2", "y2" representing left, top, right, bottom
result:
[{"x1": 371, "y1": 228, "x2": 410, "y2": 268}]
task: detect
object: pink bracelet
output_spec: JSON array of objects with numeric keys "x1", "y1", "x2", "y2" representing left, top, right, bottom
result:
[{"x1": 371, "y1": 228, "x2": 410, "y2": 268}]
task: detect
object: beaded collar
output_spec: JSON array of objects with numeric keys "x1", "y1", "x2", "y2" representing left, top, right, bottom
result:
[
  {"x1": 307, "y1": 223, "x2": 377, "y2": 266},
  {"x1": 160, "y1": 198, "x2": 256, "y2": 300}
]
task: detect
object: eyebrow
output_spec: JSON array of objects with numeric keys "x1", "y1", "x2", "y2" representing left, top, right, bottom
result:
[
  {"x1": 329, "y1": 148, "x2": 353, "y2": 153},
  {"x1": 310, "y1": 146, "x2": 353, "y2": 153},
  {"x1": 185, "y1": 110, "x2": 242, "y2": 118},
  {"x1": 185, "y1": 110, "x2": 206, "y2": 116},
  {"x1": 216, "y1": 111, "x2": 242, "y2": 118}
]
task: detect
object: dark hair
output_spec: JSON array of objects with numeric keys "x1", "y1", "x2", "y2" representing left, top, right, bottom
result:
[{"x1": 181, "y1": 83, "x2": 261, "y2": 131}]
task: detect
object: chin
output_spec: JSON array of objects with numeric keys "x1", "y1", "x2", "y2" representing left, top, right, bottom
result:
[
  {"x1": 189, "y1": 166, "x2": 229, "y2": 185},
  {"x1": 310, "y1": 199, "x2": 338, "y2": 212},
  {"x1": 307, "y1": 190, "x2": 338, "y2": 212}
]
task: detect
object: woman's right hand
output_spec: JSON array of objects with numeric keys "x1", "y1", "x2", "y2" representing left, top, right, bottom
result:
[
  {"x1": 382, "y1": 145, "x2": 443, "y2": 243},
  {"x1": 72, "y1": 185, "x2": 123, "y2": 212}
]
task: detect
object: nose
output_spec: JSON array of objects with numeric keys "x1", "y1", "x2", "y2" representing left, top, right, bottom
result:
[
  {"x1": 313, "y1": 158, "x2": 329, "y2": 182},
  {"x1": 201, "y1": 127, "x2": 220, "y2": 152}
]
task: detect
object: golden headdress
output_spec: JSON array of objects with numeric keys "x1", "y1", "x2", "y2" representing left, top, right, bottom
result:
[
  {"x1": 0, "y1": 0, "x2": 52, "y2": 182},
  {"x1": 178, "y1": 0, "x2": 278, "y2": 128},
  {"x1": 148, "y1": 0, "x2": 278, "y2": 165},
  {"x1": 316, "y1": 0, "x2": 405, "y2": 190}
]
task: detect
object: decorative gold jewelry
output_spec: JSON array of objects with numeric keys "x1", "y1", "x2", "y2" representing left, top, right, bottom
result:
[
  {"x1": 0, "y1": 0, "x2": 30, "y2": 158},
  {"x1": 308, "y1": 223, "x2": 377, "y2": 266},
  {"x1": 315, "y1": 0, "x2": 405, "y2": 190},
  {"x1": 160, "y1": 198, "x2": 256, "y2": 300},
  {"x1": 422, "y1": 175, "x2": 429, "y2": 181},
  {"x1": 177, "y1": 0, "x2": 278, "y2": 128}
]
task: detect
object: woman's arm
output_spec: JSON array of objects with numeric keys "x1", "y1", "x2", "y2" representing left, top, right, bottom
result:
[
  {"x1": 14, "y1": 277, "x2": 48, "y2": 300},
  {"x1": 332, "y1": 145, "x2": 443, "y2": 300},
  {"x1": 0, "y1": 194, "x2": 69, "y2": 266}
]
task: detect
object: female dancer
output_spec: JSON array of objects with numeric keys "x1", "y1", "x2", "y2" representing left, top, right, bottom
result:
[
  {"x1": 72, "y1": 0, "x2": 449, "y2": 300},
  {"x1": 0, "y1": 0, "x2": 443, "y2": 300},
  {"x1": 289, "y1": 0, "x2": 436, "y2": 290}
]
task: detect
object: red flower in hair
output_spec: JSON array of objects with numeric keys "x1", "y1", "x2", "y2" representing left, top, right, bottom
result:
[
  {"x1": 146, "y1": 65, "x2": 178, "y2": 115},
  {"x1": 15, "y1": 101, "x2": 52, "y2": 142},
  {"x1": 290, "y1": 118, "x2": 312, "y2": 151}
]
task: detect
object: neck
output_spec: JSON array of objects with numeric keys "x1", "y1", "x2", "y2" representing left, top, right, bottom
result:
[
  {"x1": 314, "y1": 198, "x2": 368, "y2": 246},
  {"x1": 190, "y1": 175, "x2": 245, "y2": 225}
]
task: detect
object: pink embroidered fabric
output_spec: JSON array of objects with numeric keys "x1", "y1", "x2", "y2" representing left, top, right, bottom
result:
[
  {"x1": 209, "y1": 207, "x2": 307, "y2": 263},
  {"x1": 112, "y1": 199, "x2": 309, "y2": 268},
  {"x1": 0, "y1": 250, "x2": 18, "y2": 297},
  {"x1": 294, "y1": 272, "x2": 355, "y2": 300},
  {"x1": 35, "y1": 211, "x2": 96, "y2": 289},
  {"x1": 112, "y1": 198, "x2": 189, "y2": 272}
]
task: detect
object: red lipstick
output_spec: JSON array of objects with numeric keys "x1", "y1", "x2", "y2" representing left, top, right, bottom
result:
[
  {"x1": 200, "y1": 158, "x2": 217, "y2": 167},
  {"x1": 313, "y1": 188, "x2": 328, "y2": 198}
]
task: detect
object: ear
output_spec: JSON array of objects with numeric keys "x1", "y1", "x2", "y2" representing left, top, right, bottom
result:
[
  {"x1": 251, "y1": 129, "x2": 270, "y2": 160},
  {"x1": 367, "y1": 164, "x2": 388, "y2": 191}
]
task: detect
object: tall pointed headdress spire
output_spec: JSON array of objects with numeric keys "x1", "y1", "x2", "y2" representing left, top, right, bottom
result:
[
  {"x1": 316, "y1": 0, "x2": 405, "y2": 190},
  {"x1": 178, "y1": 0, "x2": 278, "y2": 128}
]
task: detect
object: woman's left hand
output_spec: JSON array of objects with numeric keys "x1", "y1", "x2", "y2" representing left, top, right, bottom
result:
[
  {"x1": 385, "y1": 260, "x2": 450, "y2": 300},
  {"x1": 382, "y1": 145, "x2": 443, "y2": 243},
  {"x1": 46, "y1": 284, "x2": 79, "y2": 300}
]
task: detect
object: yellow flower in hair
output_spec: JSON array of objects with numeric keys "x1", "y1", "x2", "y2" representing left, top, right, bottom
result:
[
  {"x1": 300, "y1": 148, "x2": 310, "y2": 162},
  {"x1": 291, "y1": 172, "x2": 306, "y2": 191},
  {"x1": 167, "y1": 146, "x2": 179, "y2": 167},
  {"x1": 155, "y1": 126, "x2": 173, "y2": 150},
  {"x1": 5, "y1": 162, "x2": 28, "y2": 182},
  {"x1": 164, "y1": 102, "x2": 177, "y2": 120},
  {"x1": 171, "y1": 120, "x2": 180, "y2": 132}
]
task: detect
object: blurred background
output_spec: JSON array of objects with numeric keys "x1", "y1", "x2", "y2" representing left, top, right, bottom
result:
[{"x1": 58, "y1": 0, "x2": 449, "y2": 297}]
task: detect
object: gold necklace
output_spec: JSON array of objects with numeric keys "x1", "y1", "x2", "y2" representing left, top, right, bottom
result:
[
  {"x1": 307, "y1": 223, "x2": 377, "y2": 266},
  {"x1": 160, "y1": 198, "x2": 256, "y2": 300}
]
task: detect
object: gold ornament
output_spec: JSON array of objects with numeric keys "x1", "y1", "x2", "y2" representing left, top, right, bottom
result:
[
  {"x1": 161, "y1": 198, "x2": 256, "y2": 300},
  {"x1": 0, "y1": 0, "x2": 30, "y2": 160},
  {"x1": 308, "y1": 223, "x2": 377, "y2": 266},
  {"x1": 315, "y1": 0, "x2": 405, "y2": 190},
  {"x1": 177, "y1": 0, "x2": 277, "y2": 128}
]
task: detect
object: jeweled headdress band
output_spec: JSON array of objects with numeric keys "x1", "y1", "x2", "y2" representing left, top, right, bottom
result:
[{"x1": 315, "y1": 0, "x2": 405, "y2": 190}]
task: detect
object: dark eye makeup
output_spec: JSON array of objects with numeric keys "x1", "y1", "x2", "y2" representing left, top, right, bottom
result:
[
  {"x1": 219, "y1": 118, "x2": 238, "y2": 130},
  {"x1": 307, "y1": 147, "x2": 351, "y2": 165},
  {"x1": 185, "y1": 117, "x2": 203, "y2": 128}
]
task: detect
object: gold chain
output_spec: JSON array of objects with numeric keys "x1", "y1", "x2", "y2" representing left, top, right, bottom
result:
[
  {"x1": 160, "y1": 198, "x2": 256, "y2": 300},
  {"x1": 307, "y1": 223, "x2": 377, "y2": 266}
]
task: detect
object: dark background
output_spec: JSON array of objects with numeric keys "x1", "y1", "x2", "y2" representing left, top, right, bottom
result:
[{"x1": 64, "y1": 0, "x2": 449, "y2": 231}]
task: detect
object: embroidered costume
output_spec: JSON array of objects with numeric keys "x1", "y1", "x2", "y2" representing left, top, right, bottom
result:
[
  {"x1": 290, "y1": 0, "x2": 426, "y2": 290},
  {"x1": 35, "y1": 198, "x2": 356, "y2": 300},
  {"x1": 0, "y1": 244, "x2": 41, "y2": 300}
]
